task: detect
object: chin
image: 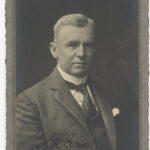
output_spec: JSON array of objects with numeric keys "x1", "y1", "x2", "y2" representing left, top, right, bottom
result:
[{"x1": 71, "y1": 70, "x2": 88, "y2": 77}]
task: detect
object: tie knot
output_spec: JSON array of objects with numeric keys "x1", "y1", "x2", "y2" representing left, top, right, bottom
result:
[{"x1": 65, "y1": 81, "x2": 87, "y2": 94}]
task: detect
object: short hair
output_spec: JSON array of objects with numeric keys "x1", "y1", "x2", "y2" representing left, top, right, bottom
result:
[{"x1": 53, "y1": 13, "x2": 95, "y2": 41}]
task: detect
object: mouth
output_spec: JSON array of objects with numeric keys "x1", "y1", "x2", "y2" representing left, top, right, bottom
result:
[{"x1": 73, "y1": 62, "x2": 87, "y2": 67}]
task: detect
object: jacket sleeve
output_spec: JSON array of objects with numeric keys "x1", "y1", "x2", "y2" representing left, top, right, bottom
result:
[{"x1": 16, "y1": 93, "x2": 48, "y2": 150}]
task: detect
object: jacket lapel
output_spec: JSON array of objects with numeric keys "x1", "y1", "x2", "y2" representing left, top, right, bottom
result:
[
  {"x1": 48, "y1": 68, "x2": 92, "y2": 138},
  {"x1": 48, "y1": 68, "x2": 116, "y2": 149},
  {"x1": 90, "y1": 80, "x2": 117, "y2": 150},
  {"x1": 54, "y1": 88, "x2": 91, "y2": 135}
]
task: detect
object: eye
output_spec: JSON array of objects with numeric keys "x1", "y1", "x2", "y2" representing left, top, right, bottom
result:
[
  {"x1": 84, "y1": 42, "x2": 95, "y2": 49},
  {"x1": 67, "y1": 42, "x2": 79, "y2": 48}
]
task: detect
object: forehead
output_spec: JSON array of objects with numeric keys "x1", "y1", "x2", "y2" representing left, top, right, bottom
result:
[{"x1": 57, "y1": 25, "x2": 95, "y2": 41}]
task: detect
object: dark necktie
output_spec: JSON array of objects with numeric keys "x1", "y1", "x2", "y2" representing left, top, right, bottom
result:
[{"x1": 65, "y1": 81, "x2": 97, "y2": 119}]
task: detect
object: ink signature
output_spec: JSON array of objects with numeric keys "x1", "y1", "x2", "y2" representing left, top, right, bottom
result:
[{"x1": 47, "y1": 132, "x2": 93, "y2": 149}]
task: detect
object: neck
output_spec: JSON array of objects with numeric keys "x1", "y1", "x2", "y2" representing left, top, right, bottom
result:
[{"x1": 57, "y1": 65, "x2": 88, "y2": 85}]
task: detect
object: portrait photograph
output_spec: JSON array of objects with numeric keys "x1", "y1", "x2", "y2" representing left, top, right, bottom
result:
[{"x1": 6, "y1": 0, "x2": 148, "y2": 150}]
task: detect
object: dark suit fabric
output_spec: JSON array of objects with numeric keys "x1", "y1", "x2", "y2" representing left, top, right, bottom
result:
[{"x1": 16, "y1": 68, "x2": 117, "y2": 150}]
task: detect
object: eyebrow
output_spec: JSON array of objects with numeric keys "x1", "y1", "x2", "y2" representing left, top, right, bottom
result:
[
  {"x1": 66, "y1": 41, "x2": 79, "y2": 45},
  {"x1": 66, "y1": 40, "x2": 95, "y2": 46}
]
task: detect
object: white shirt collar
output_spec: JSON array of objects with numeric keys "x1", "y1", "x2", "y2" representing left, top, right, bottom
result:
[{"x1": 57, "y1": 65, "x2": 88, "y2": 85}]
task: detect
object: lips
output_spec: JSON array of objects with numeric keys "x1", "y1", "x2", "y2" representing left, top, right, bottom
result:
[
  {"x1": 73, "y1": 62, "x2": 86, "y2": 64},
  {"x1": 73, "y1": 62, "x2": 87, "y2": 67}
]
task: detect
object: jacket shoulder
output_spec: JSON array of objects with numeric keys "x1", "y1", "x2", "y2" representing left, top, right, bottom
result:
[
  {"x1": 17, "y1": 75, "x2": 50, "y2": 100},
  {"x1": 90, "y1": 77, "x2": 113, "y2": 91}
]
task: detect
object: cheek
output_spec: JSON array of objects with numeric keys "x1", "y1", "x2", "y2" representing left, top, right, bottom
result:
[
  {"x1": 65, "y1": 51, "x2": 76, "y2": 60},
  {"x1": 60, "y1": 52, "x2": 75, "y2": 66}
]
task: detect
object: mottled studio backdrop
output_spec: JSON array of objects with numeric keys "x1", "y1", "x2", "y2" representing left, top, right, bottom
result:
[{"x1": 16, "y1": 0, "x2": 139, "y2": 110}]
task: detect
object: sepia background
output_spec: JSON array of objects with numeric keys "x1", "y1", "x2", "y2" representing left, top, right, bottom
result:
[{"x1": 16, "y1": 0, "x2": 139, "y2": 149}]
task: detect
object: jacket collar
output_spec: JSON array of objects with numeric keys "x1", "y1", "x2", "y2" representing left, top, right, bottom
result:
[{"x1": 48, "y1": 67, "x2": 66, "y2": 90}]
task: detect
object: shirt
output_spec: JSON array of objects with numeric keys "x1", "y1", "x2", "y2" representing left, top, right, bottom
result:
[{"x1": 57, "y1": 65, "x2": 98, "y2": 111}]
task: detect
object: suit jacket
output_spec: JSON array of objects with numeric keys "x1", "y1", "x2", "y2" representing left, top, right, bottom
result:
[{"x1": 16, "y1": 68, "x2": 117, "y2": 150}]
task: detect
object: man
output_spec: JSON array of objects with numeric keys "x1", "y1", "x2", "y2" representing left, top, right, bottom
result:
[{"x1": 16, "y1": 14, "x2": 118, "y2": 150}]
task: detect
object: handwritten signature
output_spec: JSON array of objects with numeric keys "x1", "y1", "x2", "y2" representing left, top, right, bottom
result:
[{"x1": 47, "y1": 132, "x2": 93, "y2": 149}]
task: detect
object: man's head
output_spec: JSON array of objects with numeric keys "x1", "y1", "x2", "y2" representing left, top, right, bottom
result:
[{"x1": 50, "y1": 14, "x2": 96, "y2": 77}]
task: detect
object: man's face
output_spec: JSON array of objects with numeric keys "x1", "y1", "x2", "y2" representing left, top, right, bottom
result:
[{"x1": 52, "y1": 25, "x2": 95, "y2": 77}]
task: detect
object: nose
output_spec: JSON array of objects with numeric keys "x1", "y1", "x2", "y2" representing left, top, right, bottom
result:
[{"x1": 77, "y1": 45, "x2": 86, "y2": 58}]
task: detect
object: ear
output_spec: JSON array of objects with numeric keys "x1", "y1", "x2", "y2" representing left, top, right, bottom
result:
[{"x1": 49, "y1": 42, "x2": 58, "y2": 59}]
